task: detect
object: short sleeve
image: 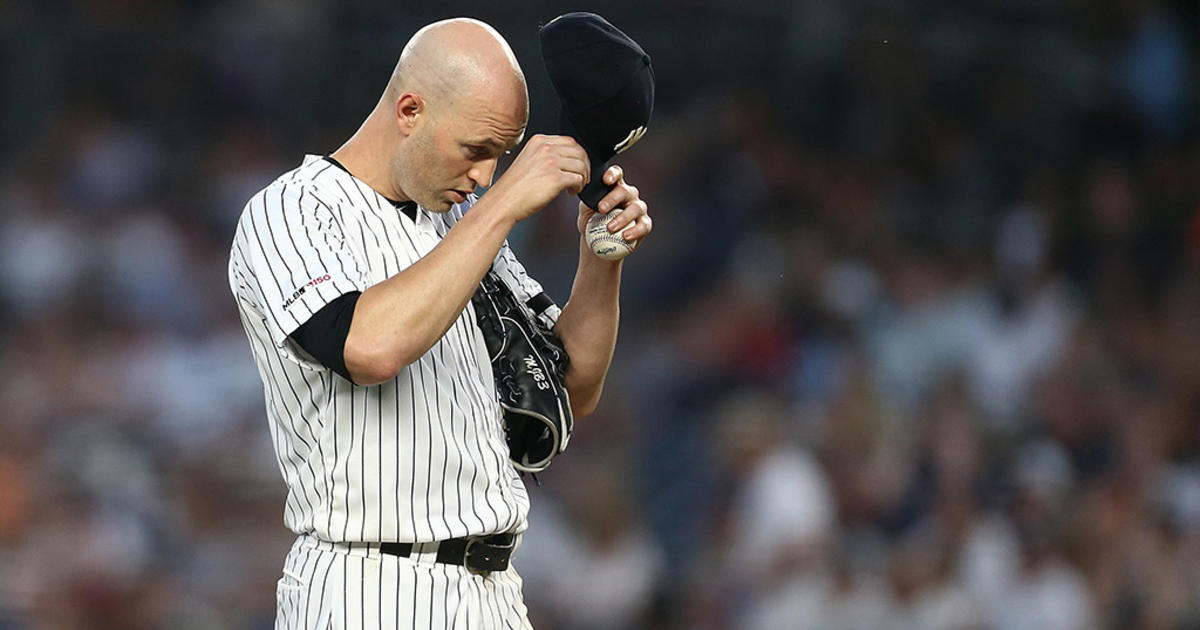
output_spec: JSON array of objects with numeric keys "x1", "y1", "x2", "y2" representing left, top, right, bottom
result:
[
  {"x1": 493, "y1": 241, "x2": 561, "y2": 331},
  {"x1": 235, "y1": 182, "x2": 365, "y2": 356}
]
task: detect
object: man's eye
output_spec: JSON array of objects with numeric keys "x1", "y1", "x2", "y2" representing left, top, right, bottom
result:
[{"x1": 466, "y1": 145, "x2": 488, "y2": 158}]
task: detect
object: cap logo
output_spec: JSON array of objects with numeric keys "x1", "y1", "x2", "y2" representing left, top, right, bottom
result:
[{"x1": 613, "y1": 126, "x2": 647, "y2": 155}]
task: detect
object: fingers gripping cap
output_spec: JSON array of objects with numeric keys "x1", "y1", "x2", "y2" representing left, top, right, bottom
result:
[{"x1": 539, "y1": 12, "x2": 655, "y2": 208}]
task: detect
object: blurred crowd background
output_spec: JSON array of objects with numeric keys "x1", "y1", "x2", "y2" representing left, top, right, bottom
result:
[{"x1": 1, "y1": 1, "x2": 1199, "y2": 629}]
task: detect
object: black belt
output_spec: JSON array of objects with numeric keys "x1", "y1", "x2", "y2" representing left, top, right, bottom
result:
[{"x1": 379, "y1": 533, "x2": 515, "y2": 575}]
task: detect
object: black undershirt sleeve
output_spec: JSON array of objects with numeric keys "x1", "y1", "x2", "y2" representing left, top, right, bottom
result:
[
  {"x1": 526, "y1": 292, "x2": 555, "y2": 316},
  {"x1": 289, "y1": 291, "x2": 362, "y2": 383}
]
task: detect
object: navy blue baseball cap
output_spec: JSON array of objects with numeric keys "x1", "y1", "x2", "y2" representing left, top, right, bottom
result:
[{"x1": 539, "y1": 12, "x2": 655, "y2": 209}]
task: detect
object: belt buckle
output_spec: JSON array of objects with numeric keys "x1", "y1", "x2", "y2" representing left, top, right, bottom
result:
[
  {"x1": 462, "y1": 534, "x2": 515, "y2": 577},
  {"x1": 462, "y1": 537, "x2": 490, "y2": 577}
]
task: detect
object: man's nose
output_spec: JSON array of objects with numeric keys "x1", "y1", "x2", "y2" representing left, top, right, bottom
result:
[{"x1": 469, "y1": 158, "x2": 499, "y2": 189}]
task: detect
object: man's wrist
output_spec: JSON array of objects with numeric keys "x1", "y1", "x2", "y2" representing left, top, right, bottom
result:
[
  {"x1": 467, "y1": 194, "x2": 521, "y2": 232},
  {"x1": 577, "y1": 237, "x2": 625, "y2": 271}
]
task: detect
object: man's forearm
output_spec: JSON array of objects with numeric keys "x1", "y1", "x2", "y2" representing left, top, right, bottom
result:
[
  {"x1": 555, "y1": 239, "x2": 623, "y2": 417},
  {"x1": 344, "y1": 203, "x2": 515, "y2": 385}
]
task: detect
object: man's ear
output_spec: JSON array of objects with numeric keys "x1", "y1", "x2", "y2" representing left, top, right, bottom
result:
[{"x1": 395, "y1": 93, "x2": 423, "y2": 135}]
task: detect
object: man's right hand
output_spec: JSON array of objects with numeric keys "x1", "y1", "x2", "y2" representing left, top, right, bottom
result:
[{"x1": 484, "y1": 135, "x2": 591, "y2": 222}]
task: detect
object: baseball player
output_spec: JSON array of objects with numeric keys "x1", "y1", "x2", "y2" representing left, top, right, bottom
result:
[{"x1": 227, "y1": 17, "x2": 651, "y2": 629}]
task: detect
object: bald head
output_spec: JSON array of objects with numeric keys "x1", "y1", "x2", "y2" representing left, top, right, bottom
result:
[
  {"x1": 386, "y1": 18, "x2": 527, "y2": 116},
  {"x1": 334, "y1": 18, "x2": 530, "y2": 210}
]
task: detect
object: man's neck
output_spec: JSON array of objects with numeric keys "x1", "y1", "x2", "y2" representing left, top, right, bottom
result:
[{"x1": 330, "y1": 113, "x2": 410, "y2": 203}]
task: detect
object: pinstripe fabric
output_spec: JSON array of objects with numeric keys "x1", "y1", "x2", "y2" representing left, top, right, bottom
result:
[
  {"x1": 230, "y1": 156, "x2": 551, "y2": 627},
  {"x1": 275, "y1": 536, "x2": 532, "y2": 630}
]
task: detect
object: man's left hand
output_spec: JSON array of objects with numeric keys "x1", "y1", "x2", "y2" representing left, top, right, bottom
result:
[{"x1": 577, "y1": 165, "x2": 652, "y2": 246}]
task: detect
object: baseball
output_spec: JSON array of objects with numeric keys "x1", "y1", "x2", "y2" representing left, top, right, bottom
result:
[{"x1": 585, "y1": 212, "x2": 639, "y2": 261}]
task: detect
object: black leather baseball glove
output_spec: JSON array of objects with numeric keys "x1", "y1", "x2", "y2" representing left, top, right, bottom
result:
[{"x1": 471, "y1": 270, "x2": 573, "y2": 473}]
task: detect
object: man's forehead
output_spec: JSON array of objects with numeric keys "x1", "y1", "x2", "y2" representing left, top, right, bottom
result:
[
  {"x1": 456, "y1": 79, "x2": 528, "y2": 142},
  {"x1": 459, "y1": 105, "x2": 526, "y2": 147},
  {"x1": 468, "y1": 129, "x2": 525, "y2": 150}
]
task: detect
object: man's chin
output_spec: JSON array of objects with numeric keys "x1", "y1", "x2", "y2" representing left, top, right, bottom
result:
[{"x1": 412, "y1": 196, "x2": 453, "y2": 213}]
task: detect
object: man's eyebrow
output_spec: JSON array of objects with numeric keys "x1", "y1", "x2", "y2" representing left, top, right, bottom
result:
[
  {"x1": 466, "y1": 138, "x2": 506, "y2": 150},
  {"x1": 466, "y1": 135, "x2": 524, "y2": 154}
]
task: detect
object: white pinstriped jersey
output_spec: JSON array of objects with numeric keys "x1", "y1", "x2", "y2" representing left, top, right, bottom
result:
[{"x1": 228, "y1": 154, "x2": 559, "y2": 544}]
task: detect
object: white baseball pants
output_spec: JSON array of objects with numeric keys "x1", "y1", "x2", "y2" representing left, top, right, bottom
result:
[{"x1": 274, "y1": 535, "x2": 533, "y2": 629}]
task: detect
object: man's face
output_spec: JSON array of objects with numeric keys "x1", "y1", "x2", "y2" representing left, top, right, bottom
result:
[{"x1": 395, "y1": 90, "x2": 527, "y2": 212}]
